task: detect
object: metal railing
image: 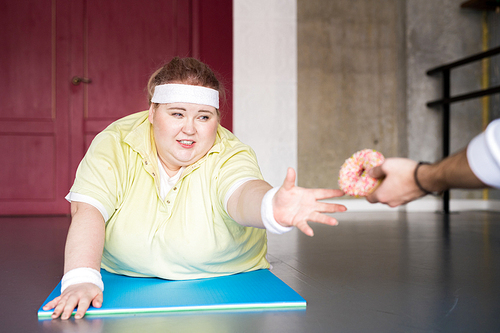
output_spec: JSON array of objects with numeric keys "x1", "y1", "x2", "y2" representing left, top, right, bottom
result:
[{"x1": 426, "y1": 45, "x2": 500, "y2": 214}]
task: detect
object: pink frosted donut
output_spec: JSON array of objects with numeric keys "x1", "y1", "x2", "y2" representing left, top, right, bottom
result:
[{"x1": 338, "y1": 149, "x2": 385, "y2": 197}]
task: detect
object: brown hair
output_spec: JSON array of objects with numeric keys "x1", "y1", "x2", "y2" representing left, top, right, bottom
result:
[{"x1": 147, "y1": 57, "x2": 225, "y2": 116}]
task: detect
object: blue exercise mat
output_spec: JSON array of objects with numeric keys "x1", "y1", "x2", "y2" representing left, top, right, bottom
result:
[{"x1": 38, "y1": 269, "x2": 306, "y2": 319}]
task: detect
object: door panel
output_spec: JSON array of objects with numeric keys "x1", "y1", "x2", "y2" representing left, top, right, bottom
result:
[
  {"x1": 0, "y1": 135, "x2": 55, "y2": 199},
  {"x1": 0, "y1": 0, "x2": 71, "y2": 214},
  {"x1": 0, "y1": 0, "x2": 53, "y2": 119},
  {"x1": 85, "y1": 0, "x2": 183, "y2": 119},
  {"x1": 0, "y1": 0, "x2": 232, "y2": 215},
  {"x1": 70, "y1": 0, "x2": 193, "y2": 174}
]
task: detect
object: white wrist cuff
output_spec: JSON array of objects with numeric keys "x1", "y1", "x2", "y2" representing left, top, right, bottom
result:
[
  {"x1": 261, "y1": 187, "x2": 293, "y2": 234},
  {"x1": 61, "y1": 267, "x2": 104, "y2": 293}
]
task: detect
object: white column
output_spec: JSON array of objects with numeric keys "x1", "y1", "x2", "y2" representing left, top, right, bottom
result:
[{"x1": 233, "y1": 0, "x2": 297, "y2": 187}]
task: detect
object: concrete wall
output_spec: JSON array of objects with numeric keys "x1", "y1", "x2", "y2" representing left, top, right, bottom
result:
[
  {"x1": 490, "y1": 13, "x2": 500, "y2": 123},
  {"x1": 295, "y1": 0, "x2": 485, "y2": 201},
  {"x1": 406, "y1": 0, "x2": 483, "y2": 200},
  {"x1": 297, "y1": 0, "x2": 407, "y2": 189},
  {"x1": 234, "y1": 0, "x2": 495, "y2": 207}
]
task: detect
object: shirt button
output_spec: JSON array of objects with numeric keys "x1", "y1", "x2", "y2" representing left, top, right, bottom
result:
[
  {"x1": 173, "y1": 187, "x2": 177, "y2": 191},
  {"x1": 144, "y1": 160, "x2": 148, "y2": 165},
  {"x1": 166, "y1": 200, "x2": 170, "y2": 204},
  {"x1": 152, "y1": 172, "x2": 155, "y2": 176}
]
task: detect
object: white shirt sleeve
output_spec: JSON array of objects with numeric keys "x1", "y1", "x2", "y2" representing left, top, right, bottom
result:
[
  {"x1": 467, "y1": 119, "x2": 500, "y2": 189},
  {"x1": 65, "y1": 192, "x2": 109, "y2": 221}
]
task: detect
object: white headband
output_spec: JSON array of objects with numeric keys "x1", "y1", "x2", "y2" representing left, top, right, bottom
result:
[{"x1": 151, "y1": 83, "x2": 219, "y2": 109}]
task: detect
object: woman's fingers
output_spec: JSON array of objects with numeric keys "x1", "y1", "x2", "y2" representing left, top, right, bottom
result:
[
  {"x1": 47, "y1": 283, "x2": 103, "y2": 320},
  {"x1": 312, "y1": 188, "x2": 345, "y2": 200},
  {"x1": 281, "y1": 167, "x2": 297, "y2": 191},
  {"x1": 60, "y1": 301, "x2": 76, "y2": 320},
  {"x1": 293, "y1": 212, "x2": 340, "y2": 237},
  {"x1": 275, "y1": 168, "x2": 347, "y2": 236},
  {"x1": 42, "y1": 296, "x2": 61, "y2": 311},
  {"x1": 309, "y1": 211, "x2": 339, "y2": 226},
  {"x1": 295, "y1": 221, "x2": 315, "y2": 237},
  {"x1": 74, "y1": 298, "x2": 92, "y2": 319},
  {"x1": 51, "y1": 295, "x2": 76, "y2": 319},
  {"x1": 315, "y1": 202, "x2": 347, "y2": 214},
  {"x1": 92, "y1": 294, "x2": 103, "y2": 308}
]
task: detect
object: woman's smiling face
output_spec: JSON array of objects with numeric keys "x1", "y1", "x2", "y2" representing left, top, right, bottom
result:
[{"x1": 148, "y1": 102, "x2": 219, "y2": 175}]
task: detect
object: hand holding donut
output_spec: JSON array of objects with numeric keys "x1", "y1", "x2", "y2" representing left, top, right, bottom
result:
[{"x1": 366, "y1": 158, "x2": 428, "y2": 207}]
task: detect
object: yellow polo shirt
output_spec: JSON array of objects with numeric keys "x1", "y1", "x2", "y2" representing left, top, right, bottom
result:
[{"x1": 70, "y1": 111, "x2": 269, "y2": 280}]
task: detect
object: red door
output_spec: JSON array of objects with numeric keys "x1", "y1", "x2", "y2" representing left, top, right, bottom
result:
[{"x1": 0, "y1": 0, "x2": 232, "y2": 215}]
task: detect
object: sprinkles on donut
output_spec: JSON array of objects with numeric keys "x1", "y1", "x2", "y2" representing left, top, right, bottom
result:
[{"x1": 338, "y1": 149, "x2": 385, "y2": 197}]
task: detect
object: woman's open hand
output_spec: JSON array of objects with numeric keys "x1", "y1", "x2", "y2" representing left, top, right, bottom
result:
[
  {"x1": 272, "y1": 168, "x2": 347, "y2": 236},
  {"x1": 42, "y1": 283, "x2": 103, "y2": 320}
]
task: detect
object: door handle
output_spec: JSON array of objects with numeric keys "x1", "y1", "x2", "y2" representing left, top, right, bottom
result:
[{"x1": 71, "y1": 76, "x2": 92, "y2": 85}]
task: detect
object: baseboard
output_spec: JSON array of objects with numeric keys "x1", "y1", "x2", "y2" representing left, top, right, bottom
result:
[{"x1": 324, "y1": 198, "x2": 500, "y2": 213}]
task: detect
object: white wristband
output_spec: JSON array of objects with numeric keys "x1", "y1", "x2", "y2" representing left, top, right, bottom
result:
[
  {"x1": 61, "y1": 267, "x2": 104, "y2": 293},
  {"x1": 261, "y1": 187, "x2": 294, "y2": 234}
]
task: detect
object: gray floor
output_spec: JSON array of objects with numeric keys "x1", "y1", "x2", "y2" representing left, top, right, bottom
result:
[{"x1": 2, "y1": 211, "x2": 500, "y2": 332}]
